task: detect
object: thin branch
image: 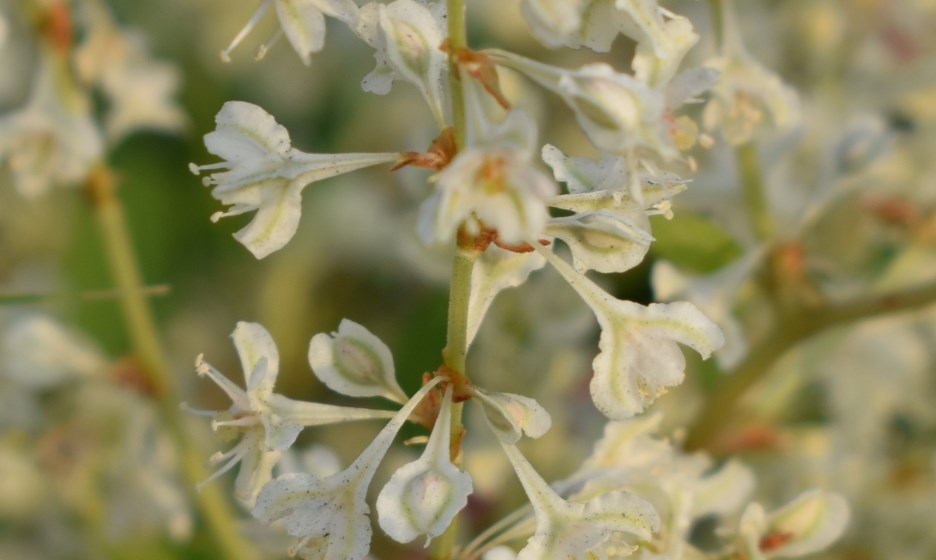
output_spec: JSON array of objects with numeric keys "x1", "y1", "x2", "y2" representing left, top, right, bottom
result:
[{"x1": 685, "y1": 280, "x2": 936, "y2": 451}]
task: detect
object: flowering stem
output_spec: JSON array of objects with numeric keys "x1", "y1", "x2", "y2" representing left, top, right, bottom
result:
[
  {"x1": 736, "y1": 142, "x2": 774, "y2": 240},
  {"x1": 685, "y1": 280, "x2": 936, "y2": 451},
  {"x1": 86, "y1": 165, "x2": 259, "y2": 560},
  {"x1": 429, "y1": 3, "x2": 475, "y2": 557},
  {"x1": 709, "y1": 0, "x2": 774, "y2": 241},
  {"x1": 431, "y1": 245, "x2": 479, "y2": 560},
  {"x1": 709, "y1": 0, "x2": 726, "y2": 46},
  {"x1": 0, "y1": 284, "x2": 170, "y2": 305},
  {"x1": 444, "y1": 246, "x2": 477, "y2": 376},
  {"x1": 447, "y1": 0, "x2": 467, "y2": 149}
]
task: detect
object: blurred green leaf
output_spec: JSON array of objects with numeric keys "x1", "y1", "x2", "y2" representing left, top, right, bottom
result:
[{"x1": 650, "y1": 214, "x2": 742, "y2": 274}]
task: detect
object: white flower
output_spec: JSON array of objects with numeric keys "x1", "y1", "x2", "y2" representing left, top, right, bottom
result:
[
  {"x1": 0, "y1": 313, "x2": 105, "y2": 389},
  {"x1": 74, "y1": 0, "x2": 185, "y2": 142},
  {"x1": 189, "y1": 322, "x2": 395, "y2": 506},
  {"x1": 702, "y1": 0, "x2": 800, "y2": 145},
  {"x1": 466, "y1": 245, "x2": 546, "y2": 345},
  {"x1": 308, "y1": 318, "x2": 407, "y2": 404},
  {"x1": 488, "y1": 50, "x2": 672, "y2": 158},
  {"x1": 220, "y1": 0, "x2": 359, "y2": 64},
  {"x1": 376, "y1": 386, "x2": 473, "y2": 545},
  {"x1": 652, "y1": 252, "x2": 763, "y2": 369},
  {"x1": 0, "y1": 49, "x2": 102, "y2": 198},
  {"x1": 418, "y1": 79, "x2": 557, "y2": 245},
  {"x1": 482, "y1": 546, "x2": 518, "y2": 560},
  {"x1": 736, "y1": 490, "x2": 849, "y2": 559},
  {"x1": 473, "y1": 388, "x2": 552, "y2": 444},
  {"x1": 419, "y1": 145, "x2": 557, "y2": 245},
  {"x1": 500, "y1": 441, "x2": 659, "y2": 559},
  {"x1": 355, "y1": 0, "x2": 448, "y2": 127},
  {"x1": 629, "y1": 11, "x2": 699, "y2": 89},
  {"x1": 189, "y1": 101, "x2": 398, "y2": 258},
  {"x1": 533, "y1": 244, "x2": 724, "y2": 418},
  {"x1": 251, "y1": 376, "x2": 445, "y2": 560},
  {"x1": 571, "y1": 414, "x2": 755, "y2": 558},
  {"x1": 521, "y1": 0, "x2": 692, "y2": 61},
  {"x1": 542, "y1": 143, "x2": 688, "y2": 212},
  {"x1": 545, "y1": 209, "x2": 654, "y2": 274}
]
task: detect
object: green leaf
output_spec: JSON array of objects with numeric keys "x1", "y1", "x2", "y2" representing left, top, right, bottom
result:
[{"x1": 650, "y1": 214, "x2": 742, "y2": 273}]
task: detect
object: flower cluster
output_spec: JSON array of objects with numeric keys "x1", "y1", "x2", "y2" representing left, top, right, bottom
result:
[
  {"x1": 186, "y1": 0, "x2": 852, "y2": 558},
  {"x1": 0, "y1": 0, "x2": 184, "y2": 198},
  {"x1": 10, "y1": 0, "x2": 936, "y2": 558}
]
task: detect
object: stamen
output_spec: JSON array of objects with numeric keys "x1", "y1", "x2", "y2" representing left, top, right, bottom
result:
[
  {"x1": 220, "y1": 0, "x2": 272, "y2": 63},
  {"x1": 179, "y1": 402, "x2": 218, "y2": 417},
  {"x1": 208, "y1": 445, "x2": 240, "y2": 464},
  {"x1": 195, "y1": 354, "x2": 250, "y2": 408},
  {"x1": 197, "y1": 443, "x2": 247, "y2": 490},
  {"x1": 189, "y1": 162, "x2": 229, "y2": 176},
  {"x1": 212, "y1": 415, "x2": 260, "y2": 430},
  {"x1": 254, "y1": 29, "x2": 282, "y2": 61}
]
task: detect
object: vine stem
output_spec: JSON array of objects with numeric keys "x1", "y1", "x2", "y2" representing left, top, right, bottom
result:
[
  {"x1": 86, "y1": 165, "x2": 259, "y2": 560},
  {"x1": 685, "y1": 281, "x2": 936, "y2": 451}
]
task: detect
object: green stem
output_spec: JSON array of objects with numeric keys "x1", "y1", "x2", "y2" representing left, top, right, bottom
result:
[
  {"x1": 736, "y1": 142, "x2": 773, "y2": 240},
  {"x1": 709, "y1": 0, "x2": 725, "y2": 47},
  {"x1": 431, "y1": 245, "x2": 479, "y2": 560},
  {"x1": 685, "y1": 281, "x2": 936, "y2": 451},
  {"x1": 429, "y1": 3, "x2": 475, "y2": 556},
  {"x1": 0, "y1": 285, "x2": 170, "y2": 306},
  {"x1": 447, "y1": 0, "x2": 467, "y2": 150},
  {"x1": 708, "y1": 1, "x2": 773, "y2": 241},
  {"x1": 444, "y1": 247, "x2": 477, "y2": 375},
  {"x1": 87, "y1": 166, "x2": 259, "y2": 560}
]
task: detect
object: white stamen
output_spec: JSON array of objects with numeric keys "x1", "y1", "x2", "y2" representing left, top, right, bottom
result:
[
  {"x1": 212, "y1": 415, "x2": 260, "y2": 430},
  {"x1": 197, "y1": 443, "x2": 248, "y2": 490},
  {"x1": 254, "y1": 29, "x2": 283, "y2": 61},
  {"x1": 195, "y1": 356, "x2": 250, "y2": 408},
  {"x1": 179, "y1": 402, "x2": 218, "y2": 417},
  {"x1": 220, "y1": 0, "x2": 273, "y2": 63}
]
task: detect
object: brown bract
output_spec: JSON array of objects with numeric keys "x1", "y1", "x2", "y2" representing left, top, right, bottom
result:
[
  {"x1": 39, "y1": 1, "x2": 73, "y2": 53},
  {"x1": 441, "y1": 41, "x2": 511, "y2": 110},
  {"x1": 392, "y1": 127, "x2": 457, "y2": 171},
  {"x1": 457, "y1": 221, "x2": 548, "y2": 254}
]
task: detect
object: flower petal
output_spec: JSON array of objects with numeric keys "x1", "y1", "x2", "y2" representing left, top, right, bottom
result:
[
  {"x1": 534, "y1": 244, "x2": 724, "y2": 418},
  {"x1": 475, "y1": 389, "x2": 552, "y2": 444},
  {"x1": 204, "y1": 101, "x2": 291, "y2": 162},
  {"x1": 252, "y1": 377, "x2": 445, "y2": 559},
  {"x1": 275, "y1": 0, "x2": 327, "y2": 65},
  {"x1": 308, "y1": 319, "x2": 406, "y2": 403},
  {"x1": 545, "y1": 209, "x2": 653, "y2": 274},
  {"x1": 765, "y1": 490, "x2": 850, "y2": 558},
  {"x1": 232, "y1": 321, "x2": 281, "y2": 402},
  {"x1": 377, "y1": 387, "x2": 473, "y2": 545},
  {"x1": 466, "y1": 246, "x2": 546, "y2": 345}
]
